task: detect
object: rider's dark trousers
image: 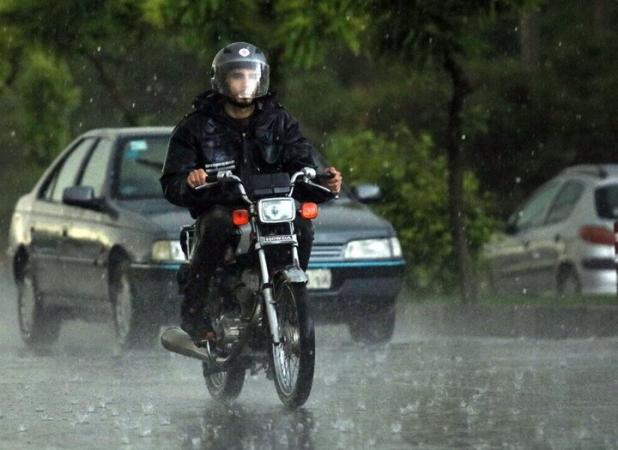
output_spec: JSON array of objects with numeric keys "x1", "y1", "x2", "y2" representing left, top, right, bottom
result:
[{"x1": 180, "y1": 205, "x2": 314, "y2": 325}]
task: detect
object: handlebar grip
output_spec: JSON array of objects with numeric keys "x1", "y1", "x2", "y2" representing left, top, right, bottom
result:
[
  {"x1": 206, "y1": 171, "x2": 219, "y2": 182},
  {"x1": 316, "y1": 172, "x2": 335, "y2": 183}
]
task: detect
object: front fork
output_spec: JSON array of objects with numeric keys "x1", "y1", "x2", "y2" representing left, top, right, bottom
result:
[
  {"x1": 258, "y1": 248, "x2": 281, "y2": 345},
  {"x1": 258, "y1": 244, "x2": 302, "y2": 346}
]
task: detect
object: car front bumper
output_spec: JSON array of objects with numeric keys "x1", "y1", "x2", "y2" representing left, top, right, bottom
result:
[
  {"x1": 305, "y1": 259, "x2": 406, "y2": 322},
  {"x1": 129, "y1": 258, "x2": 406, "y2": 322}
]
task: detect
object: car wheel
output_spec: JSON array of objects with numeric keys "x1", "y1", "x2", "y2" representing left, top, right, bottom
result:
[
  {"x1": 557, "y1": 267, "x2": 581, "y2": 299},
  {"x1": 110, "y1": 260, "x2": 159, "y2": 349},
  {"x1": 348, "y1": 306, "x2": 396, "y2": 345},
  {"x1": 16, "y1": 260, "x2": 61, "y2": 346}
]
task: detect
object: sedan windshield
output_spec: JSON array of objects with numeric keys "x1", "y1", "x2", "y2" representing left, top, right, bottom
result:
[
  {"x1": 115, "y1": 135, "x2": 345, "y2": 200},
  {"x1": 116, "y1": 136, "x2": 168, "y2": 199}
]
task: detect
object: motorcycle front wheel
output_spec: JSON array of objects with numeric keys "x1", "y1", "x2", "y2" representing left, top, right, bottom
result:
[{"x1": 271, "y1": 281, "x2": 315, "y2": 408}]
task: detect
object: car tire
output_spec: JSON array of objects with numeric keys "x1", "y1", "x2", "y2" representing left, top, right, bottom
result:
[
  {"x1": 16, "y1": 259, "x2": 62, "y2": 346},
  {"x1": 557, "y1": 266, "x2": 581, "y2": 299},
  {"x1": 110, "y1": 260, "x2": 159, "y2": 349},
  {"x1": 348, "y1": 305, "x2": 396, "y2": 345}
]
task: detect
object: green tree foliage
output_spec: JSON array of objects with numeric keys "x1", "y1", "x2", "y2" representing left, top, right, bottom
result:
[
  {"x1": 325, "y1": 126, "x2": 495, "y2": 291},
  {"x1": 0, "y1": 0, "x2": 616, "y2": 294},
  {"x1": 13, "y1": 49, "x2": 80, "y2": 166},
  {"x1": 469, "y1": 3, "x2": 618, "y2": 216}
]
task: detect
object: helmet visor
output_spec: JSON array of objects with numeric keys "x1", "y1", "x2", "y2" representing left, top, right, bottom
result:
[{"x1": 214, "y1": 61, "x2": 270, "y2": 100}]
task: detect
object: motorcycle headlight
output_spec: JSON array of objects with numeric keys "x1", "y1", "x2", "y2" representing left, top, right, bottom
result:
[
  {"x1": 257, "y1": 198, "x2": 296, "y2": 223},
  {"x1": 151, "y1": 240, "x2": 185, "y2": 262},
  {"x1": 343, "y1": 238, "x2": 402, "y2": 260}
]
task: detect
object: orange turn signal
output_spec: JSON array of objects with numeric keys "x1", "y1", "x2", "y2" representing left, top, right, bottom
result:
[
  {"x1": 232, "y1": 209, "x2": 250, "y2": 226},
  {"x1": 300, "y1": 202, "x2": 319, "y2": 220}
]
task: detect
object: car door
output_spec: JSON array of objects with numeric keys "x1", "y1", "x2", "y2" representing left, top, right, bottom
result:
[
  {"x1": 525, "y1": 180, "x2": 585, "y2": 294},
  {"x1": 60, "y1": 137, "x2": 115, "y2": 302},
  {"x1": 29, "y1": 138, "x2": 97, "y2": 297},
  {"x1": 489, "y1": 180, "x2": 562, "y2": 294}
]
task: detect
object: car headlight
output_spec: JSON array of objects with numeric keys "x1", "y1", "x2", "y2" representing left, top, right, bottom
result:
[
  {"x1": 390, "y1": 237, "x2": 402, "y2": 258},
  {"x1": 151, "y1": 240, "x2": 185, "y2": 262},
  {"x1": 258, "y1": 198, "x2": 296, "y2": 223},
  {"x1": 344, "y1": 237, "x2": 402, "y2": 259}
]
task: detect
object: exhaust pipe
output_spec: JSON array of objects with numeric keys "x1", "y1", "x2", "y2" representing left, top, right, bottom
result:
[{"x1": 160, "y1": 327, "x2": 212, "y2": 362}]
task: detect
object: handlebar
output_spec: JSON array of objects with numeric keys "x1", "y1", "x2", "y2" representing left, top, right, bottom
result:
[
  {"x1": 193, "y1": 170, "x2": 240, "y2": 190},
  {"x1": 192, "y1": 167, "x2": 337, "y2": 201}
]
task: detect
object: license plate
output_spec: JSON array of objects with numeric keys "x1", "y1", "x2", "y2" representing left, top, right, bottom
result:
[{"x1": 306, "y1": 269, "x2": 332, "y2": 290}]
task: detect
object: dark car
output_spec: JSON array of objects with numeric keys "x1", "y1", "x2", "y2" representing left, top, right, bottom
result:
[{"x1": 7, "y1": 128, "x2": 405, "y2": 348}]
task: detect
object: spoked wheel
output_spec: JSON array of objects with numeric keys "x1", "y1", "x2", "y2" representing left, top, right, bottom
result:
[
  {"x1": 271, "y1": 281, "x2": 315, "y2": 408},
  {"x1": 16, "y1": 261, "x2": 61, "y2": 346},
  {"x1": 203, "y1": 365, "x2": 246, "y2": 403}
]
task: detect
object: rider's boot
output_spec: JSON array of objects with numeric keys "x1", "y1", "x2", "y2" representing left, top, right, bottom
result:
[{"x1": 180, "y1": 299, "x2": 216, "y2": 346}]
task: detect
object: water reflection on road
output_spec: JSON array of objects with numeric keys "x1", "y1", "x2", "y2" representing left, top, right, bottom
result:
[
  {"x1": 173, "y1": 405, "x2": 315, "y2": 450},
  {"x1": 1, "y1": 276, "x2": 618, "y2": 449}
]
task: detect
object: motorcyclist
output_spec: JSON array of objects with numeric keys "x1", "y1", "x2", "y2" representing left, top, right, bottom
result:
[{"x1": 160, "y1": 42, "x2": 342, "y2": 343}]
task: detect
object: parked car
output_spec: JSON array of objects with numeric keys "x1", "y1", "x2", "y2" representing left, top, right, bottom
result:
[
  {"x1": 7, "y1": 127, "x2": 405, "y2": 348},
  {"x1": 483, "y1": 164, "x2": 618, "y2": 297}
]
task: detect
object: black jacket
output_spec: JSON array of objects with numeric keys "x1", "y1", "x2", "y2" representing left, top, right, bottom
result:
[{"x1": 160, "y1": 91, "x2": 317, "y2": 217}]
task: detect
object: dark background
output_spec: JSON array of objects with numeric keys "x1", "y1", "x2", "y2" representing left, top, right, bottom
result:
[{"x1": 0, "y1": 0, "x2": 616, "y2": 292}]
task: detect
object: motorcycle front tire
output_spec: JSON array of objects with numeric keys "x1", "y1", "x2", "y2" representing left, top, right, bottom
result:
[{"x1": 271, "y1": 281, "x2": 315, "y2": 408}]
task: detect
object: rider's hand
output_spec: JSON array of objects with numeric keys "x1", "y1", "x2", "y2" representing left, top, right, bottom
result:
[
  {"x1": 322, "y1": 167, "x2": 343, "y2": 193},
  {"x1": 186, "y1": 169, "x2": 208, "y2": 188}
]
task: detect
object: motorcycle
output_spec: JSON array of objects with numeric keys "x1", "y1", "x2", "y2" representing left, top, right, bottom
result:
[{"x1": 161, "y1": 167, "x2": 335, "y2": 408}]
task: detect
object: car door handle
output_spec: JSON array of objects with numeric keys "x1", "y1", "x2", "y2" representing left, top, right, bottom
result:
[
  {"x1": 62, "y1": 228, "x2": 68, "y2": 238},
  {"x1": 554, "y1": 234, "x2": 561, "y2": 242}
]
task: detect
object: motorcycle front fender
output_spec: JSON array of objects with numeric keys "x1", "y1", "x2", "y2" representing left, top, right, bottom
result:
[{"x1": 277, "y1": 266, "x2": 308, "y2": 284}]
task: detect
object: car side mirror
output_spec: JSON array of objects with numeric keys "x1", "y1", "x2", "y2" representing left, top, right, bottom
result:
[
  {"x1": 62, "y1": 186, "x2": 118, "y2": 217},
  {"x1": 352, "y1": 183, "x2": 382, "y2": 203},
  {"x1": 63, "y1": 185, "x2": 96, "y2": 207}
]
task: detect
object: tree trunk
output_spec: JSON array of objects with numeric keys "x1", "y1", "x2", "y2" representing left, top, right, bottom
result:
[
  {"x1": 593, "y1": 0, "x2": 609, "y2": 33},
  {"x1": 519, "y1": 10, "x2": 540, "y2": 69},
  {"x1": 443, "y1": 54, "x2": 477, "y2": 303},
  {"x1": 83, "y1": 52, "x2": 139, "y2": 126}
]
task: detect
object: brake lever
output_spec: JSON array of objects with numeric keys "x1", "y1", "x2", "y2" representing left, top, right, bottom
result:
[{"x1": 194, "y1": 181, "x2": 218, "y2": 191}]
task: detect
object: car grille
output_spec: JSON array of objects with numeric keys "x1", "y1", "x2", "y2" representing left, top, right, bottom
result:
[{"x1": 309, "y1": 243, "x2": 344, "y2": 261}]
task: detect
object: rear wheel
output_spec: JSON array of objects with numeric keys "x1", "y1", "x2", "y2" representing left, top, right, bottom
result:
[
  {"x1": 16, "y1": 260, "x2": 61, "y2": 346},
  {"x1": 110, "y1": 260, "x2": 159, "y2": 349},
  {"x1": 348, "y1": 306, "x2": 396, "y2": 345},
  {"x1": 271, "y1": 281, "x2": 315, "y2": 408},
  {"x1": 204, "y1": 366, "x2": 246, "y2": 403},
  {"x1": 557, "y1": 266, "x2": 581, "y2": 299}
]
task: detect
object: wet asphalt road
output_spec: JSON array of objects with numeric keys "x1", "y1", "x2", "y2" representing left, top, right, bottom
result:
[{"x1": 1, "y1": 269, "x2": 618, "y2": 449}]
